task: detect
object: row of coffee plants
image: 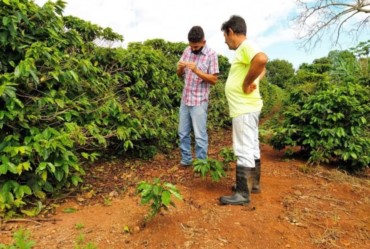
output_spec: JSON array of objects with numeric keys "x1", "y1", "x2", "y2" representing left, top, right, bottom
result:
[
  {"x1": 0, "y1": 0, "x2": 191, "y2": 217},
  {"x1": 269, "y1": 42, "x2": 370, "y2": 170},
  {"x1": 0, "y1": 0, "x2": 180, "y2": 216}
]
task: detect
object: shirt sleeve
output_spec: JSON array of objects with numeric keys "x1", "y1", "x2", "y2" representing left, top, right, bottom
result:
[
  {"x1": 242, "y1": 41, "x2": 262, "y2": 65},
  {"x1": 208, "y1": 51, "x2": 219, "y2": 75}
]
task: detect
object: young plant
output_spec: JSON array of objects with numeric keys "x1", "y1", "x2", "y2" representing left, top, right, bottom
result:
[
  {"x1": 136, "y1": 178, "x2": 182, "y2": 222},
  {"x1": 219, "y1": 147, "x2": 237, "y2": 171},
  {"x1": 75, "y1": 223, "x2": 85, "y2": 230},
  {"x1": 0, "y1": 229, "x2": 35, "y2": 249},
  {"x1": 74, "y1": 234, "x2": 97, "y2": 249},
  {"x1": 102, "y1": 196, "x2": 112, "y2": 206},
  {"x1": 193, "y1": 158, "x2": 226, "y2": 182}
]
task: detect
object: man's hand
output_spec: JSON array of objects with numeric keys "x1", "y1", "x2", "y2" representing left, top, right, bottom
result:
[
  {"x1": 242, "y1": 82, "x2": 257, "y2": 94},
  {"x1": 178, "y1": 61, "x2": 217, "y2": 85},
  {"x1": 178, "y1": 61, "x2": 199, "y2": 74},
  {"x1": 176, "y1": 61, "x2": 187, "y2": 77},
  {"x1": 185, "y1": 62, "x2": 198, "y2": 73},
  {"x1": 177, "y1": 61, "x2": 187, "y2": 70}
]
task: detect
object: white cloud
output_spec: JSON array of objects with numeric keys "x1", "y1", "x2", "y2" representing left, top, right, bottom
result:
[
  {"x1": 34, "y1": 0, "x2": 351, "y2": 67},
  {"x1": 35, "y1": 0, "x2": 298, "y2": 43}
]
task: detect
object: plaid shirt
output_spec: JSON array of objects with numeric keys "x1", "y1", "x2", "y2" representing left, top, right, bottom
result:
[{"x1": 179, "y1": 45, "x2": 219, "y2": 106}]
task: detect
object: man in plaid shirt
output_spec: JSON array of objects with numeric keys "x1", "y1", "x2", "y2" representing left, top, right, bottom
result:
[{"x1": 176, "y1": 26, "x2": 219, "y2": 166}]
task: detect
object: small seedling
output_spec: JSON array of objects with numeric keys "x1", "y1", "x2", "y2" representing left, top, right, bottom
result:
[
  {"x1": 123, "y1": 225, "x2": 131, "y2": 234},
  {"x1": 193, "y1": 158, "x2": 226, "y2": 182},
  {"x1": 219, "y1": 147, "x2": 237, "y2": 171},
  {"x1": 75, "y1": 223, "x2": 85, "y2": 230},
  {"x1": 74, "y1": 234, "x2": 97, "y2": 249},
  {"x1": 136, "y1": 178, "x2": 182, "y2": 222},
  {"x1": 0, "y1": 229, "x2": 35, "y2": 249},
  {"x1": 103, "y1": 196, "x2": 112, "y2": 206}
]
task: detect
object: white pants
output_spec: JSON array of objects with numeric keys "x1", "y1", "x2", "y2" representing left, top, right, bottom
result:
[{"x1": 232, "y1": 111, "x2": 261, "y2": 168}]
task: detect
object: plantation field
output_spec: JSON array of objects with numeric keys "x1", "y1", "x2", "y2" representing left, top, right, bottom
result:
[
  {"x1": 1, "y1": 129, "x2": 369, "y2": 249},
  {"x1": 1, "y1": 1, "x2": 369, "y2": 248}
]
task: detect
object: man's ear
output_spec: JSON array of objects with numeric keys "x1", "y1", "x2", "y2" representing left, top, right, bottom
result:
[{"x1": 228, "y1": 28, "x2": 234, "y2": 36}]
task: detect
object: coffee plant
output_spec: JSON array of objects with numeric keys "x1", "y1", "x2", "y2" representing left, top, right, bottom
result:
[
  {"x1": 270, "y1": 49, "x2": 370, "y2": 171},
  {"x1": 193, "y1": 158, "x2": 226, "y2": 182},
  {"x1": 219, "y1": 147, "x2": 236, "y2": 171},
  {"x1": 136, "y1": 178, "x2": 182, "y2": 222}
]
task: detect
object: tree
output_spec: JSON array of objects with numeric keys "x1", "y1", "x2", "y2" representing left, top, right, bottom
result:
[
  {"x1": 328, "y1": 50, "x2": 360, "y2": 82},
  {"x1": 294, "y1": 0, "x2": 370, "y2": 50},
  {"x1": 350, "y1": 40, "x2": 370, "y2": 83},
  {"x1": 299, "y1": 56, "x2": 333, "y2": 74},
  {"x1": 265, "y1": 59, "x2": 295, "y2": 88}
]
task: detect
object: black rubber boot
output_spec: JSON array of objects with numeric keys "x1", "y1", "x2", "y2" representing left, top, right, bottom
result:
[
  {"x1": 231, "y1": 159, "x2": 261, "y2": 193},
  {"x1": 220, "y1": 166, "x2": 252, "y2": 205},
  {"x1": 252, "y1": 159, "x2": 261, "y2": 193}
]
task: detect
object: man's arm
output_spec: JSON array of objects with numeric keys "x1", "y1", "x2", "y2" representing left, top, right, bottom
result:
[
  {"x1": 186, "y1": 62, "x2": 218, "y2": 85},
  {"x1": 242, "y1": 52, "x2": 268, "y2": 94}
]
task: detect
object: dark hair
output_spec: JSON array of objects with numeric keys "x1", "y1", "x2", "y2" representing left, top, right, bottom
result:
[
  {"x1": 221, "y1": 15, "x2": 247, "y2": 35},
  {"x1": 188, "y1": 26, "x2": 204, "y2": 43}
]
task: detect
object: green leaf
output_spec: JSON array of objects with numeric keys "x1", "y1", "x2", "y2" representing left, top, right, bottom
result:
[
  {"x1": 141, "y1": 193, "x2": 153, "y2": 204},
  {"x1": 81, "y1": 152, "x2": 89, "y2": 159},
  {"x1": 161, "y1": 190, "x2": 171, "y2": 206},
  {"x1": 168, "y1": 189, "x2": 183, "y2": 200},
  {"x1": 54, "y1": 170, "x2": 64, "y2": 182},
  {"x1": 30, "y1": 69, "x2": 40, "y2": 84},
  {"x1": 7, "y1": 162, "x2": 18, "y2": 174},
  {"x1": 138, "y1": 184, "x2": 152, "y2": 197},
  {"x1": 41, "y1": 170, "x2": 48, "y2": 181},
  {"x1": 21, "y1": 203, "x2": 42, "y2": 217},
  {"x1": 124, "y1": 140, "x2": 133, "y2": 150},
  {"x1": 21, "y1": 186, "x2": 32, "y2": 196},
  {"x1": 43, "y1": 182, "x2": 54, "y2": 193},
  {"x1": 0, "y1": 164, "x2": 8, "y2": 175},
  {"x1": 152, "y1": 185, "x2": 160, "y2": 195},
  {"x1": 38, "y1": 162, "x2": 48, "y2": 171},
  {"x1": 64, "y1": 112, "x2": 72, "y2": 121},
  {"x1": 164, "y1": 182, "x2": 176, "y2": 189},
  {"x1": 69, "y1": 70, "x2": 79, "y2": 82},
  {"x1": 360, "y1": 117, "x2": 366, "y2": 124},
  {"x1": 71, "y1": 175, "x2": 82, "y2": 186},
  {"x1": 50, "y1": 71, "x2": 59, "y2": 81},
  {"x1": 55, "y1": 98, "x2": 65, "y2": 108},
  {"x1": 6, "y1": 146, "x2": 30, "y2": 156},
  {"x1": 34, "y1": 190, "x2": 46, "y2": 199},
  {"x1": 16, "y1": 161, "x2": 31, "y2": 175},
  {"x1": 47, "y1": 163, "x2": 56, "y2": 173},
  {"x1": 63, "y1": 207, "x2": 77, "y2": 213},
  {"x1": 21, "y1": 208, "x2": 40, "y2": 217}
]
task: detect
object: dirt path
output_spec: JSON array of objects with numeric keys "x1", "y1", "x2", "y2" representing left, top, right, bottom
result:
[{"x1": 1, "y1": 129, "x2": 369, "y2": 249}]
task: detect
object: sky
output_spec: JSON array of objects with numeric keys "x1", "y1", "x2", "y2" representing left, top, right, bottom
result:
[{"x1": 34, "y1": 0, "x2": 367, "y2": 69}]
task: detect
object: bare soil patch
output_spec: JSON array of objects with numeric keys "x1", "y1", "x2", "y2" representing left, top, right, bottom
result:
[{"x1": 1, "y1": 129, "x2": 369, "y2": 249}]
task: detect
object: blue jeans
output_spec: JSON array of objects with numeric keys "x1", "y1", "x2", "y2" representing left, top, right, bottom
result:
[
  {"x1": 232, "y1": 111, "x2": 261, "y2": 168},
  {"x1": 178, "y1": 102, "x2": 208, "y2": 165}
]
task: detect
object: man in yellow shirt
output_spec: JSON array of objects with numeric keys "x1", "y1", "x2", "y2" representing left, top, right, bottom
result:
[{"x1": 219, "y1": 15, "x2": 268, "y2": 205}]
